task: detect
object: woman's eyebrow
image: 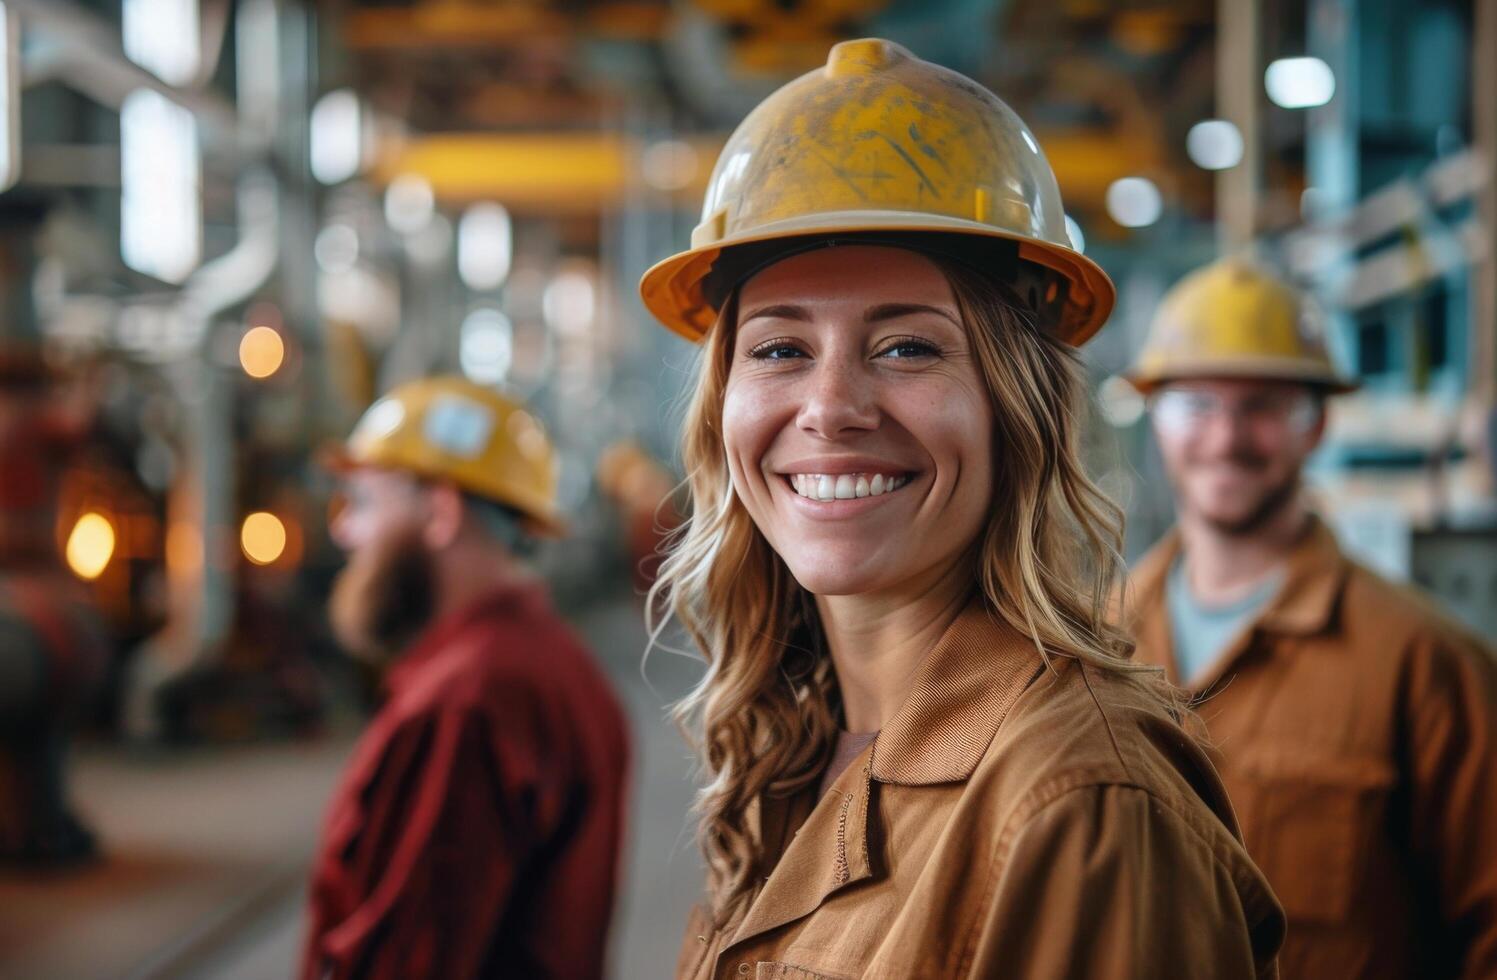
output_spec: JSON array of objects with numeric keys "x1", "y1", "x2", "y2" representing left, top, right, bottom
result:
[
  {"x1": 864, "y1": 302, "x2": 961, "y2": 326},
  {"x1": 740, "y1": 304, "x2": 811, "y2": 324}
]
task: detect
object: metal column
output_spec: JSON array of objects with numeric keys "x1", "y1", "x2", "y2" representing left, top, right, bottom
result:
[
  {"x1": 1216, "y1": 0, "x2": 1261, "y2": 248},
  {"x1": 1472, "y1": 0, "x2": 1497, "y2": 404}
]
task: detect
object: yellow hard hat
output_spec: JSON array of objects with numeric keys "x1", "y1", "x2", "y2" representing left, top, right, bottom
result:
[
  {"x1": 639, "y1": 38, "x2": 1114, "y2": 345},
  {"x1": 1125, "y1": 258, "x2": 1358, "y2": 395},
  {"x1": 326, "y1": 376, "x2": 566, "y2": 536}
]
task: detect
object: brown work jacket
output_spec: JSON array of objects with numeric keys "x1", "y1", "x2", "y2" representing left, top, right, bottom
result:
[
  {"x1": 676, "y1": 602, "x2": 1285, "y2": 979},
  {"x1": 1128, "y1": 517, "x2": 1497, "y2": 979}
]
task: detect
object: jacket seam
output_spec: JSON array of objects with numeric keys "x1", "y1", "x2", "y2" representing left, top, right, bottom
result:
[
  {"x1": 832, "y1": 790, "x2": 854, "y2": 886},
  {"x1": 950, "y1": 775, "x2": 1141, "y2": 976},
  {"x1": 1076, "y1": 665, "x2": 1137, "y2": 783}
]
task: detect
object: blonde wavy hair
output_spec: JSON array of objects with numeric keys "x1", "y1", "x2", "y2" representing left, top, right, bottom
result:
[{"x1": 647, "y1": 255, "x2": 1164, "y2": 922}]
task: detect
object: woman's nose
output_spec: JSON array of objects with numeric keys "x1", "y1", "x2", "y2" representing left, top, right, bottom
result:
[{"x1": 794, "y1": 357, "x2": 879, "y2": 438}]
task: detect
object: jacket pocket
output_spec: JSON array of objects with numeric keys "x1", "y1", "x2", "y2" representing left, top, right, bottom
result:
[{"x1": 1236, "y1": 757, "x2": 1395, "y2": 924}]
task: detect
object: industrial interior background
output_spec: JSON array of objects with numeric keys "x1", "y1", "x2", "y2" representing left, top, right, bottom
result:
[{"x1": 0, "y1": 0, "x2": 1492, "y2": 977}]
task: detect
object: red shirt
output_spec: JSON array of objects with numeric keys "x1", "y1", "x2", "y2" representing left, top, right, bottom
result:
[{"x1": 302, "y1": 583, "x2": 630, "y2": 980}]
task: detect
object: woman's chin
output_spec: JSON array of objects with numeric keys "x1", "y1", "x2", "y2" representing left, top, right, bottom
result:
[{"x1": 783, "y1": 557, "x2": 895, "y2": 598}]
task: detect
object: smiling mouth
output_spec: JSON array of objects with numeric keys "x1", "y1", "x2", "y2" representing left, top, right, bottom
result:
[{"x1": 785, "y1": 472, "x2": 911, "y2": 502}]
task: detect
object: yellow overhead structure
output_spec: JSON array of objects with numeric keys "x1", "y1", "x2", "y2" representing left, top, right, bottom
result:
[
  {"x1": 370, "y1": 128, "x2": 1151, "y2": 219},
  {"x1": 324, "y1": 376, "x2": 567, "y2": 536},
  {"x1": 344, "y1": 0, "x2": 671, "y2": 48},
  {"x1": 691, "y1": 0, "x2": 894, "y2": 74},
  {"x1": 374, "y1": 134, "x2": 629, "y2": 213},
  {"x1": 638, "y1": 38, "x2": 1115, "y2": 344},
  {"x1": 372, "y1": 134, "x2": 726, "y2": 213},
  {"x1": 343, "y1": 1, "x2": 569, "y2": 49},
  {"x1": 1125, "y1": 258, "x2": 1358, "y2": 394}
]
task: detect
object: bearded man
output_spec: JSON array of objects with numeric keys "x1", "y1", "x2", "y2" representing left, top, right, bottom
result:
[{"x1": 302, "y1": 377, "x2": 629, "y2": 980}]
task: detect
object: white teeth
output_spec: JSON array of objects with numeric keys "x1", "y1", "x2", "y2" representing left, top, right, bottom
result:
[{"x1": 787, "y1": 472, "x2": 907, "y2": 501}]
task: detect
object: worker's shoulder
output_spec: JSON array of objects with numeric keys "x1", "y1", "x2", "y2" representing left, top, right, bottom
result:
[
  {"x1": 971, "y1": 659, "x2": 1257, "y2": 900},
  {"x1": 990, "y1": 656, "x2": 1228, "y2": 839},
  {"x1": 1338, "y1": 557, "x2": 1493, "y2": 663},
  {"x1": 393, "y1": 610, "x2": 620, "y2": 723},
  {"x1": 1116, "y1": 536, "x2": 1175, "y2": 631}
]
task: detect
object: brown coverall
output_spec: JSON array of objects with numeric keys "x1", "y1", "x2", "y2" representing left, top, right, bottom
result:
[
  {"x1": 1129, "y1": 516, "x2": 1497, "y2": 979},
  {"x1": 677, "y1": 601, "x2": 1285, "y2": 980}
]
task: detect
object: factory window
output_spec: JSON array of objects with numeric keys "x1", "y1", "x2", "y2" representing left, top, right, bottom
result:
[
  {"x1": 1421, "y1": 285, "x2": 1449, "y2": 371},
  {"x1": 1358, "y1": 316, "x2": 1390, "y2": 376}
]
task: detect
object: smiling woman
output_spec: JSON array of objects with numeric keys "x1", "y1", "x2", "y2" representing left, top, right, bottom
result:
[
  {"x1": 723, "y1": 247, "x2": 995, "y2": 605},
  {"x1": 645, "y1": 39, "x2": 1286, "y2": 980}
]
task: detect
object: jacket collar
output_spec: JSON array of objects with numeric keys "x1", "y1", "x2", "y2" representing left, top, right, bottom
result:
[
  {"x1": 871, "y1": 602, "x2": 1049, "y2": 785},
  {"x1": 723, "y1": 601, "x2": 1047, "y2": 953},
  {"x1": 1127, "y1": 536, "x2": 1179, "y2": 679},
  {"x1": 1128, "y1": 514, "x2": 1350, "y2": 689},
  {"x1": 731, "y1": 763, "x2": 876, "y2": 947},
  {"x1": 1255, "y1": 515, "x2": 1348, "y2": 635}
]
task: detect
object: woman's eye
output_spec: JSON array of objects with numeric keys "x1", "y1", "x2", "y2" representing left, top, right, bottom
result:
[
  {"x1": 875, "y1": 338, "x2": 939, "y2": 359},
  {"x1": 746, "y1": 341, "x2": 807, "y2": 360}
]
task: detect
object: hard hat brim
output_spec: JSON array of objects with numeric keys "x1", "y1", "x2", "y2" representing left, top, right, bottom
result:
[
  {"x1": 316, "y1": 442, "x2": 359, "y2": 475},
  {"x1": 640, "y1": 212, "x2": 1115, "y2": 346},
  {"x1": 1125, "y1": 357, "x2": 1361, "y2": 395},
  {"x1": 316, "y1": 442, "x2": 570, "y2": 538}
]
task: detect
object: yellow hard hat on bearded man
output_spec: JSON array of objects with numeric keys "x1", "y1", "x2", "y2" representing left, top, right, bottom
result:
[
  {"x1": 326, "y1": 376, "x2": 567, "y2": 536},
  {"x1": 1125, "y1": 257, "x2": 1358, "y2": 395},
  {"x1": 639, "y1": 38, "x2": 1114, "y2": 345}
]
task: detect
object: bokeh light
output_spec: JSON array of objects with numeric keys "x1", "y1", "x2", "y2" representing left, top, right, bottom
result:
[
  {"x1": 1265, "y1": 57, "x2": 1336, "y2": 109},
  {"x1": 241, "y1": 511, "x2": 287, "y2": 565},
  {"x1": 1106, "y1": 177, "x2": 1164, "y2": 228},
  {"x1": 460, "y1": 308, "x2": 515, "y2": 385},
  {"x1": 1186, "y1": 119, "x2": 1245, "y2": 170},
  {"x1": 1063, "y1": 214, "x2": 1086, "y2": 254},
  {"x1": 239, "y1": 325, "x2": 285, "y2": 379},
  {"x1": 66, "y1": 512, "x2": 116, "y2": 580},
  {"x1": 384, "y1": 174, "x2": 435, "y2": 236}
]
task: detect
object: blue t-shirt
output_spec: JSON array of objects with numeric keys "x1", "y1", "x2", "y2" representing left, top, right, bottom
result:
[{"x1": 1166, "y1": 558, "x2": 1282, "y2": 684}]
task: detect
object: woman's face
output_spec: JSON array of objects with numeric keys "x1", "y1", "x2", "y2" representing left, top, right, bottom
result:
[{"x1": 722, "y1": 245, "x2": 994, "y2": 597}]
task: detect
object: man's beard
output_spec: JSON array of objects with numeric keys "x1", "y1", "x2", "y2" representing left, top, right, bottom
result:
[
  {"x1": 1199, "y1": 465, "x2": 1301, "y2": 538},
  {"x1": 329, "y1": 529, "x2": 436, "y2": 662}
]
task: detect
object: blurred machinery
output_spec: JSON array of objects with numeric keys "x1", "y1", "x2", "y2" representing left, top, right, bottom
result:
[{"x1": 0, "y1": 207, "x2": 110, "y2": 866}]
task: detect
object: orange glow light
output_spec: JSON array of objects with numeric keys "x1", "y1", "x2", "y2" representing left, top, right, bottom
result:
[
  {"x1": 66, "y1": 512, "x2": 115, "y2": 580},
  {"x1": 239, "y1": 326, "x2": 286, "y2": 379},
  {"x1": 241, "y1": 511, "x2": 287, "y2": 565}
]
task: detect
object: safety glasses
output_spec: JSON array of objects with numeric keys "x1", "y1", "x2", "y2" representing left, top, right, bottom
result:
[{"x1": 1148, "y1": 387, "x2": 1320, "y2": 438}]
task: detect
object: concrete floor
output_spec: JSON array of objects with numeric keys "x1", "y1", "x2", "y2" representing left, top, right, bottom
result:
[{"x1": 0, "y1": 595, "x2": 706, "y2": 980}]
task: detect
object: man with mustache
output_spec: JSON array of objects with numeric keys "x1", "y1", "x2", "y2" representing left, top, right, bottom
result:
[
  {"x1": 303, "y1": 377, "x2": 629, "y2": 980},
  {"x1": 1125, "y1": 258, "x2": 1497, "y2": 979}
]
